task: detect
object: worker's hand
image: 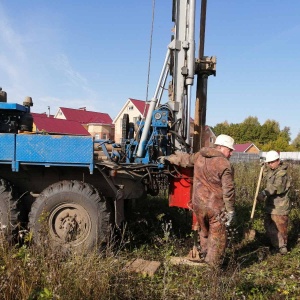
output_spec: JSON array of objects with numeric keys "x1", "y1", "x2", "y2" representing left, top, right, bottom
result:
[
  {"x1": 257, "y1": 190, "x2": 267, "y2": 202},
  {"x1": 158, "y1": 154, "x2": 178, "y2": 164},
  {"x1": 166, "y1": 154, "x2": 179, "y2": 164},
  {"x1": 225, "y1": 211, "x2": 236, "y2": 227},
  {"x1": 157, "y1": 156, "x2": 168, "y2": 164},
  {"x1": 187, "y1": 199, "x2": 193, "y2": 211},
  {"x1": 216, "y1": 209, "x2": 227, "y2": 223},
  {"x1": 159, "y1": 152, "x2": 190, "y2": 166}
]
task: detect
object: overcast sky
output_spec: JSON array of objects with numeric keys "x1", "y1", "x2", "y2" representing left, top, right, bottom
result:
[{"x1": 0, "y1": 0, "x2": 299, "y2": 140}]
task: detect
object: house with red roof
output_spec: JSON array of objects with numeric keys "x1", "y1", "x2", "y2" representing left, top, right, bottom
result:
[
  {"x1": 113, "y1": 98, "x2": 216, "y2": 147},
  {"x1": 203, "y1": 126, "x2": 217, "y2": 148},
  {"x1": 55, "y1": 107, "x2": 114, "y2": 140},
  {"x1": 234, "y1": 142, "x2": 260, "y2": 154},
  {"x1": 113, "y1": 99, "x2": 150, "y2": 143},
  {"x1": 32, "y1": 113, "x2": 90, "y2": 136}
]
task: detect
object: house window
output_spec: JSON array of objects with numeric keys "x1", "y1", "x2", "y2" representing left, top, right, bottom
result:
[
  {"x1": 95, "y1": 134, "x2": 100, "y2": 140},
  {"x1": 128, "y1": 106, "x2": 134, "y2": 111},
  {"x1": 210, "y1": 137, "x2": 214, "y2": 143},
  {"x1": 102, "y1": 133, "x2": 107, "y2": 139}
]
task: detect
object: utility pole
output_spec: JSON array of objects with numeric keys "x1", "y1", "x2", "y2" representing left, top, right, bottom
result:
[{"x1": 193, "y1": 0, "x2": 216, "y2": 152}]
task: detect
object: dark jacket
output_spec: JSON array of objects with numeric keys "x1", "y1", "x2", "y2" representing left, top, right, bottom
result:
[{"x1": 262, "y1": 162, "x2": 291, "y2": 215}]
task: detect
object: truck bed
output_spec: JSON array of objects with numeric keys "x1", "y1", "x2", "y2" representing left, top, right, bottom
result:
[{"x1": 0, "y1": 133, "x2": 94, "y2": 173}]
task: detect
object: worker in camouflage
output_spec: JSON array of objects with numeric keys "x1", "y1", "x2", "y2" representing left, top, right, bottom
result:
[
  {"x1": 165, "y1": 134, "x2": 236, "y2": 266},
  {"x1": 258, "y1": 150, "x2": 291, "y2": 255}
]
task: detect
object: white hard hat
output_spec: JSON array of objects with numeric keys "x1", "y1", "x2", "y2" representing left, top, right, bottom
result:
[
  {"x1": 265, "y1": 150, "x2": 280, "y2": 163},
  {"x1": 214, "y1": 134, "x2": 235, "y2": 150}
]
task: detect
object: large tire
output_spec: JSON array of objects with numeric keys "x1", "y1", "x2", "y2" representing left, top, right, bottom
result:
[
  {"x1": 28, "y1": 180, "x2": 112, "y2": 251},
  {"x1": 0, "y1": 179, "x2": 19, "y2": 241}
]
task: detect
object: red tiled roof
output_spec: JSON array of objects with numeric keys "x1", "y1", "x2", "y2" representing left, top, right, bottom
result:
[
  {"x1": 31, "y1": 112, "x2": 54, "y2": 118},
  {"x1": 59, "y1": 107, "x2": 112, "y2": 125},
  {"x1": 234, "y1": 143, "x2": 253, "y2": 152},
  {"x1": 33, "y1": 114, "x2": 90, "y2": 135},
  {"x1": 130, "y1": 99, "x2": 150, "y2": 117}
]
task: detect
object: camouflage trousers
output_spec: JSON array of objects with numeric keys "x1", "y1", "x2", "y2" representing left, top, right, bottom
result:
[
  {"x1": 264, "y1": 214, "x2": 288, "y2": 250},
  {"x1": 194, "y1": 207, "x2": 227, "y2": 266}
]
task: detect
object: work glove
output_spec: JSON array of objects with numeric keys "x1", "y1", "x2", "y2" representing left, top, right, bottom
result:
[
  {"x1": 187, "y1": 199, "x2": 193, "y2": 211},
  {"x1": 225, "y1": 211, "x2": 236, "y2": 227},
  {"x1": 257, "y1": 190, "x2": 267, "y2": 202},
  {"x1": 157, "y1": 156, "x2": 168, "y2": 164},
  {"x1": 166, "y1": 153, "x2": 180, "y2": 164},
  {"x1": 260, "y1": 161, "x2": 266, "y2": 167},
  {"x1": 157, "y1": 153, "x2": 179, "y2": 164},
  {"x1": 158, "y1": 151, "x2": 192, "y2": 167},
  {"x1": 216, "y1": 209, "x2": 227, "y2": 223},
  {"x1": 158, "y1": 154, "x2": 180, "y2": 165}
]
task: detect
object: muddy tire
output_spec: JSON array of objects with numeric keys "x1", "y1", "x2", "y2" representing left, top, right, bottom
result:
[
  {"x1": 0, "y1": 179, "x2": 19, "y2": 241},
  {"x1": 28, "y1": 180, "x2": 112, "y2": 251}
]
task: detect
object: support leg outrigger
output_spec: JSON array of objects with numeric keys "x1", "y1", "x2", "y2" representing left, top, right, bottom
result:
[{"x1": 96, "y1": 166, "x2": 125, "y2": 228}]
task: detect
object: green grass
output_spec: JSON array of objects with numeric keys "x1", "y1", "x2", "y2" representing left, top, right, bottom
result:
[{"x1": 1, "y1": 161, "x2": 300, "y2": 299}]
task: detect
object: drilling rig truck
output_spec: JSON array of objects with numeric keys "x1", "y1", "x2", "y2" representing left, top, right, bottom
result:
[{"x1": 0, "y1": 0, "x2": 216, "y2": 251}]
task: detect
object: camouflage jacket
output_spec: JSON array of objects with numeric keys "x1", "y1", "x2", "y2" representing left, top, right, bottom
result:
[
  {"x1": 167, "y1": 147, "x2": 235, "y2": 213},
  {"x1": 262, "y1": 162, "x2": 291, "y2": 215}
]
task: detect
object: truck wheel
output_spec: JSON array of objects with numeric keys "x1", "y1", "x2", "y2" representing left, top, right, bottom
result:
[
  {"x1": 28, "y1": 180, "x2": 112, "y2": 251},
  {"x1": 0, "y1": 179, "x2": 19, "y2": 241}
]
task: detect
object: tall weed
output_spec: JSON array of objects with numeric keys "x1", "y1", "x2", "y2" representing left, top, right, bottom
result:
[{"x1": 1, "y1": 162, "x2": 300, "y2": 299}]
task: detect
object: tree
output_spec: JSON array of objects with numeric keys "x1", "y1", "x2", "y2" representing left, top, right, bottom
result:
[
  {"x1": 239, "y1": 116, "x2": 261, "y2": 143},
  {"x1": 213, "y1": 121, "x2": 231, "y2": 137},
  {"x1": 261, "y1": 136, "x2": 293, "y2": 152},
  {"x1": 259, "y1": 119, "x2": 280, "y2": 145},
  {"x1": 279, "y1": 126, "x2": 291, "y2": 144},
  {"x1": 291, "y1": 132, "x2": 300, "y2": 150},
  {"x1": 212, "y1": 116, "x2": 292, "y2": 151}
]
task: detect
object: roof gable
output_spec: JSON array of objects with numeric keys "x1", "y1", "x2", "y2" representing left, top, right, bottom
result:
[
  {"x1": 112, "y1": 98, "x2": 149, "y2": 123},
  {"x1": 205, "y1": 126, "x2": 216, "y2": 137},
  {"x1": 234, "y1": 142, "x2": 259, "y2": 152},
  {"x1": 129, "y1": 99, "x2": 149, "y2": 116},
  {"x1": 33, "y1": 114, "x2": 90, "y2": 135},
  {"x1": 59, "y1": 107, "x2": 112, "y2": 125}
]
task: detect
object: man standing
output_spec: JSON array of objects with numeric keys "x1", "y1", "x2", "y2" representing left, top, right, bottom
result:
[
  {"x1": 166, "y1": 134, "x2": 236, "y2": 266},
  {"x1": 259, "y1": 150, "x2": 291, "y2": 254}
]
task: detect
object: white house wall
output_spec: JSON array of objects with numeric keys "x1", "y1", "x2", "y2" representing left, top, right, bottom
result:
[
  {"x1": 114, "y1": 103, "x2": 144, "y2": 143},
  {"x1": 55, "y1": 109, "x2": 66, "y2": 119}
]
